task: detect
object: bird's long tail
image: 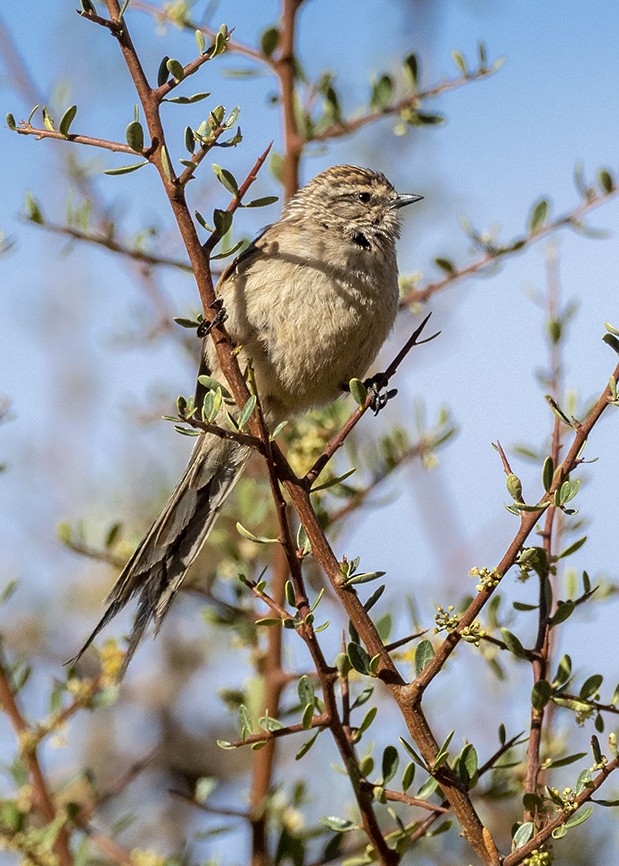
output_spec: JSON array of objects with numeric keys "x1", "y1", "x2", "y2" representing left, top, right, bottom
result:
[{"x1": 73, "y1": 435, "x2": 249, "y2": 678}]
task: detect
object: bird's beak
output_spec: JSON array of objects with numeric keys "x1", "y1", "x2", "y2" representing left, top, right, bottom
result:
[{"x1": 391, "y1": 193, "x2": 424, "y2": 209}]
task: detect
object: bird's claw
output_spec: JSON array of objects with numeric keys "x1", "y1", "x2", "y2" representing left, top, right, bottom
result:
[
  {"x1": 364, "y1": 373, "x2": 398, "y2": 415},
  {"x1": 197, "y1": 299, "x2": 228, "y2": 338}
]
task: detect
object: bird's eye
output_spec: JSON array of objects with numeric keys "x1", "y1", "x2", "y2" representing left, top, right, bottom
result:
[{"x1": 358, "y1": 191, "x2": 371, "y2": 203}]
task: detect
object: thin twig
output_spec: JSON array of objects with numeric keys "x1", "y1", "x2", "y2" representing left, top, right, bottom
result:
[
  {"x1": 305, "y1": 313, "x2": 438, "y2": 487},
  {"x1": 401, "y1": 185, "x2": 617, "y2": 307},
  {"x1": 0, "y1": 651, "x2": 73, "y2": 866},
  {"x1": 503, "y1": 756, "x2": 619, "y2": 866}
]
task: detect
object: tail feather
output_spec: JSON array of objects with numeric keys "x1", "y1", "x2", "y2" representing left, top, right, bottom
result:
[{"x1": 72, "y1": 436, "x2": 249, "y2": 677}]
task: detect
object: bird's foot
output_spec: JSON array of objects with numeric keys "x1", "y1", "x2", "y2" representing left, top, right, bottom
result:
[
  {"x1": 197, "y1": 298, "x2": 228, "y2": 338},
  {"x1": 364, "y1": 372, "x2": 398, "y2": 415}
]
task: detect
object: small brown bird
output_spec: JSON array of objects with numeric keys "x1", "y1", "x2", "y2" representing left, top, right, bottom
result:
[{"x1": 75, "y1": 165, "x2": 423, "y2": 677}]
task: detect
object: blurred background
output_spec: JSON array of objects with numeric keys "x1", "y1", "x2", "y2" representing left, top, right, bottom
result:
[{"x1": 1, "y1": 2, "x2": 618, "y2": 864}]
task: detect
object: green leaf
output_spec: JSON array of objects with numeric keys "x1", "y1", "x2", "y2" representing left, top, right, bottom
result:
[
  {"x1": 105, "y1": 522, "x2": 122, "y2": 548},
  {"x1": 24, "y1": 192, "x2": 43, "y2": 224},
  {"x1": 452, "y1": 50, "x2": 467, "y2": 75},
  {"x1": 260, "y1": 26, "x2": 279, "y2": 57},
  {"x1": 216, "y1": 739, "x2": 235, "y2": 750},
  {"x1": 513, "y1": 602, "x2": 538, "y2": 611},
  {"x1": 529, "y1": 198, "x2": 549, "y2": 232},
  {"x1": 212, "y1": 23, "x2": 229, "y2": 58},
  {"x1": 416, "y1": 775, "x2": 439, "y2": 800},
  {"x1": 125, "y1": 120, "x2": 144, "y2": 152},
  {"x1": 512, "y1": 822, "x2": 534, "y2": 848},
  {"x1": 5, "y1": 112, "x2": 16, "y2": 130},
  {"x1": 598, "y1": 169, "x2": 615, "y2": 193},
  {"x1": 79, "y1": 0, "x2": 96, "y2": 13},
  {"x1": 348, "y1": 377, "x2": 367, "y2": 406},
  {"x1": 398, "y1": 737, "x2": 426, "y2": 768},
  {"x1": 160, "y1": 146, "x2": 172, "y2": 181},
  {"x1": 254, "y1": 618, "x2": 283, "y2": 627},
  {"x1": 531, "y1": 680, "x2": 552, "y2": 711},
  {"x1": 319, "y1": 816, "x2": 356, "y2": 833},
  {"x1": 549, "y1": 600, "x2": 575, "y2": 627},
  {"x1": 236, "y1": 522, "x2": 278, "y2": 544},
  {"x1": 434, "y1": 257, "x2": 455, "y2": 274},
  {"x1": 544, "y1": 751, "x2": 587, "y2": 769},
  {"x1": 157, "y1": 56, "x2": 170, "y2": 86},
  {"x1": 183, "y1": 127, "x2": 196, "y2": 155},
  {"x1": 103, "y1": 161, "x2": 149, "y2": 175},
  {"x1": 197, "y1": 374, "x2": 231, "y2": 400},
  {"x1": 259, "y1": 714, "x2": 284, "y2": 732},
  {"x1": 370, "y1": 74, "x2": 394, "y2": 111},
  {"x1": 506, "y1": 473, "x2": 523, "y2": 501},
  {"x1": 457, "y1": 743, "x2": 478, "y2": 787},
  {"x1": 195, "y1": 29, "x2": 206, "y2": 54},
  {"x1": 239, "y1": 704, "x2": 253, "y2": 738},
  {"x1": 563, "y1": 806, "x2": 593, "y2": 830},
  {"x1": 165, "y1": 91, "x2": 211, "y2": 104},
  {"x1": 347, "y1": 642, "x2": 371, "y2": 676},
  {"x1": 237, "y1": 395, "x2": 257, "y2": 429},
  {"x1": 403, "y1": 53, "x2": 419, "y2": 88},
  {"x1": 243, "y1": 196, "x2": 279, "y2": 208},
  {"x1": 381, "y1": 745, "x2": 399, "y2": 784},
  {"x1": 214, "y1": 208, "x2": 233, "y2": 236},
  {"x1": 27, "y1": 104, "x2": 39, "y2": 125},
  {"x1": 311, "y1": 467, "x2": 357, "y2": 493},
  {"x1": 350, "y1": 686, "x2": 373, "y2": 711},
  {"x1": 546, "y1": 394, "x2": 574, "y2": 427},
  {"x1": 42, "y1": 105, "x2": 55, "y2": 131},
  {"x1": 212, "y1": 240, "x2": 245, "y2": 261},
  {"x1": 558, "y1": 478, "x2": 581, "y2": 505},
  {"x1": 605, "y1": 321, "x2": 619, "y2": 336},
  {"x1": 434, "y1": 730, "x2": 454, "y2": 768},
  {"x1": 58, "y1": 104, "x2": 77, "y2": 137},
  {"x1": 295, "y1": 729, "x2": 320, "y2": 760},
  {"x1": 580, "y1": 674, "x2": 603, "y2": 700},
  {"x1": 603, "y1": 332, "x2": 619, "y2": 356},
  {"x1": 414, "y1": 639, "x2": 435, "y2": 676},
  {"x1": 508, "y1": 501, "x2": 551, "y2": 513},
  {"x1": 357, "y1": 706, "x2": 377, "y2": 735},
  {"x1": 554, "y1": 654, "x2": 572, "y2": 686},
  {"x1": 345, "y1": 570, "x2": 386, "y2": 587},
  {"x1": 542, "y1": 455, "x2": 554, "y2": 492},
  {"x1": 166, "y1": 58, "x2": 185, "y2": 82},
  {"x1": 500, "y1": 628, "x2": 528, "y2": 659},
  {"x1": 401, "y1": 761, "x2": 416, "y2": 791},
  {"x1": 212, "y1": 163, "x2": 239, "y2": 195},
  {"x1": 297, "y1": 675, "x2": 315, "y2": 708}
]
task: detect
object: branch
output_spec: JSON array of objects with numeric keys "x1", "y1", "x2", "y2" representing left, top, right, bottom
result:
[
  {"x1": 359, "y1": 781, "x2": 449, "y2": 814},
  {"x1": 275, "y1": 0, "x2": 304, "y2": 200},
  {"x1": 305, "y1": 313, "x2": 439, "y2": 487},
  {"x1": 503, "y1": 756, "x2": 619, "y2": 866},
  {"x1": 225, "y1": 713, "x2": 330, "y2": 749},
  {"x1": 13, "y1": 122, "x2": 139, "y2": 155},
  {"x1": 25, "y1": 218, "x2": 193, "y2": 272},
  {"x1": 553, "y1": 693, "x2": 619, "y2": 716},
  {"x1": 401, "y1": 183, "x2": 617, "y2": 307},
  {"x1": 0, "y1": 651, "x2": 73, "y2": 866},
  {"x1": 130, "y1": 0, "x2": 271, "y2": 67},
  {"x1": 412, "y1": 356, "x2": 619, "y2": 696},
  {"x1": 311, "y1": 66, "x2": 499, "y2": 143}
]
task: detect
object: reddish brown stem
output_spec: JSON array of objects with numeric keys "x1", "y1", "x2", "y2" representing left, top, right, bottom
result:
[
  {"x1": 0, "y1": 654, "x2": 73, "y2": 866},
  {"x1": 275, "y1": 0, "x2": 304, "y2": 200}
]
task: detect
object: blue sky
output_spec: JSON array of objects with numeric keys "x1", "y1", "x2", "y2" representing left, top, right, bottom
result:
[{"x1": 1, "y1": 1, "x2": 618, "y2": 859}]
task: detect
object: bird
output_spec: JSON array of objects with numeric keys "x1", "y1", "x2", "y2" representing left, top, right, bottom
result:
[{"x1": 74, "y1": 165, "x2": 423, "y2": 678}]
